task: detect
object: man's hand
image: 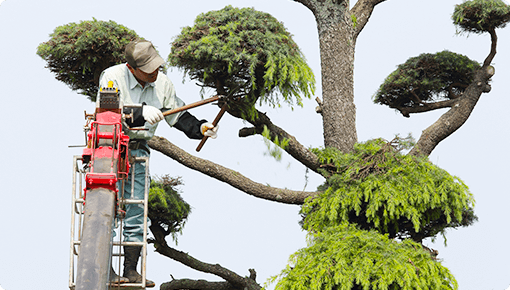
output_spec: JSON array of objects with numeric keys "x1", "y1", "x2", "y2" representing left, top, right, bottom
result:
[
  {"x1": 200, "y1": 122, "x2": 219, "y2": 139},
  {"x1": 142, "y1": 105, "x2": 164, "y2": 125}
]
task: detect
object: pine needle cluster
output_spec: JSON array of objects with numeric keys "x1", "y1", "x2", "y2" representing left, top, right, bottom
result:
[
  {"x1": 302, "y1": 138, "x2": 476, "y2": 242},
  {"x1": 36, "y1": 19, "x2": 139, "y2": 101},
  {"x1": 271, "y1": 138, "x2": 476, "y2": 290},
  {"x1": 148, "y1": 175, "x2": 191, "y2": 243},
  {"x1": 453, "y1": 0, "x2": 510, "y2": 34},
  {"x1": 374, "y1": 51, "x2": 480, "y2": 111},
  {"x1": 168, "y1": 5, "x2": 315, "y2": 117},
  {"x1": 271, "y1": 224, "x2": 458, "y2": 290}
]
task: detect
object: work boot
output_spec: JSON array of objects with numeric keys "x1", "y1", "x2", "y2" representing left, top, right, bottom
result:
[
  {"x1": 110, "y1": 266, "x2": 129, "y2": 284},
  {"x1": 123, "y1": 246, "x2": 155, "y2": 288}
]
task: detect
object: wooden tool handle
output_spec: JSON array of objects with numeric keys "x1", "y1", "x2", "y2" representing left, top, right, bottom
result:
[
  {"x1": 196, "y1": 103, "x2": 228, "y2": 152},
  {"x1": 162, "y1": 95, "x2": 221, "y2": 117}
]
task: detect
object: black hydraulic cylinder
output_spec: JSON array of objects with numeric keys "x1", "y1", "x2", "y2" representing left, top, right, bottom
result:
[{"x1": 75, "y1": 187, "x2": 116, "y2": 290}]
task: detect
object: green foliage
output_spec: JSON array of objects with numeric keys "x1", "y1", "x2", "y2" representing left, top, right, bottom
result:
[
  {"x1": 262, "y1": 125, "x2": 290, "y2": 161},
  {"x1": 301, "y1": 138, "x2": 477, "y2": 241},
  {"x1": 37, "y1": 19, "x2": 139, "y2": 101},
  {"x1": 453, "y1": 0, "x2": 510, "y2": 34},
  {"x1": 351, "y1": 14, "x2": 358, "y2": 29},
  {"x1": 271, "y1": 138, "x2": 475, "y2": 289},
  {"x1": 270, "y1": 224, "x2": 458, "y2": 290},
  {"x1": 169, "y1": 5, "x2": 315, "y2": 117},
  {"x1": 374, "y1": 51, "x2": 480, "y2": 111},
  {"x1": 148, "y1": 175, "x2": 191, "y2": 243}
]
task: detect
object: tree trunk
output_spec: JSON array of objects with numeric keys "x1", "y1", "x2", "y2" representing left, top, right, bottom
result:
[
  {"x1": 298, "y1": 0, "x2": 357, "y2": 152},
  {"x1": 293, "y1": 0, "x2": 389, "y2": 153},
  {"x1": 319, "y1": 15, "x2": 357, "y2": 152}
]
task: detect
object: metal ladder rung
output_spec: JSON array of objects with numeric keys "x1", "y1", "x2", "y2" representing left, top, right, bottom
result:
[
  {"x1": 69, "y1": 282, "x2": 148, "y2": 289},
  {"x1": 113, "y1": 241, "x2": 145, "y2": 246},
  {"x1": 70, "y1": 155, "x2": 151, "y2": 290},
  {"x1": 121, "y1": 199, "x2": 145, "y2": 205},
  {"x1": 75, "y1": 198, "x2": 145, "y2": 205},
  {"x1": 109, "y1": 282, "x2": 146, "y2": 289}
]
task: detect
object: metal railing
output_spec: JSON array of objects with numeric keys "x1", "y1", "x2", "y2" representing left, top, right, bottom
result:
[{"x1": 69, "y1": 155, "x2": 150, "y2": 290}]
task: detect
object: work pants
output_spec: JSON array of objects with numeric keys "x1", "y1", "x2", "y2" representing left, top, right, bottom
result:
[{"x1": 114, "y1": 147, "x2": 150, "y2": 243}]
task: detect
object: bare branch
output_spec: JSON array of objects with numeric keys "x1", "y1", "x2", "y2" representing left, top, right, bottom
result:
[
  {"x1": 150, "y1": 224, "x2": 261, "y2": 290},
  {"x1": 395, "y1": 99, "x2": 458, "y2": 118},
  {"x1": 148, "y1": 136, "x2": 320, "y2": 205},
  {"x1": 351, "y1": 0, "x2": 388, "y2": 39},
  {"x1": 409, "y1": 67, "x2": 493, "y2": 157},
  {"x1": 446, "y1": 83, "x2": 467, "y2": 99},
  {"x1": 484, "y1": 28, "x2": 497, "y2": 66},
  {"x1": 409, "y1": 28, "x2": 498, "y2": 157},
  {"x1": 292, "y1": 0, "x2": 316, "y2": 14},
  {"x1": 161, "y1": 279, "x2": 235, "y2": 290},
  {"x1": 315, "y1": 97, "x2": 323, "y2": 114},
  {"x1": 409, "y1": 89, "x2": 423, "y2": 105}
]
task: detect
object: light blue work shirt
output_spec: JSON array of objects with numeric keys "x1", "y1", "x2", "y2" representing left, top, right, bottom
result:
[{"x1": 97, "y1": 63, "x2": 185, "y2": 140}]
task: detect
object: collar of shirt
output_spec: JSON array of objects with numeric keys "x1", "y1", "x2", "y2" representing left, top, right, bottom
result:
[{"x1": 127, "y1": 66, "x2": 156, "y2": 91}]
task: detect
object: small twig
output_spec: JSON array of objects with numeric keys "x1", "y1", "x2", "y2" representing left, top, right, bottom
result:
[{"x1": 315, "y1": 97, "x2": 323, "y2": 114}]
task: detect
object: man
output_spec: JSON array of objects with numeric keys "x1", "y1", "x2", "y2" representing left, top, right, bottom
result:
[{"x1": 97, "y1": 39, "x2": 218, "y2": 287}]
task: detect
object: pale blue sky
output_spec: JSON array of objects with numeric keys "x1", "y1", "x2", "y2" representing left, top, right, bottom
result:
[{"x1": 0, "y1": 0, "x2": 509, "y2": 289}]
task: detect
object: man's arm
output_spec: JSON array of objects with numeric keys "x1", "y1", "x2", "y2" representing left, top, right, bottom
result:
[
  {"x1": 173, "y1": 111, "x2": 207, "y2": 140},
  {"x1": 123, "y1": 106, "x2": 145, "y2": 127},
  {"x1": 123, "y1": 105, "x2": 211, "y2": 140}
]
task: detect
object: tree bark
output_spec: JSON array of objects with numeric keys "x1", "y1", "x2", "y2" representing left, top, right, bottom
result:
[
  {"x1": 150, "y1": 224, "x2": 261, "y2": 290},
  {"x1": 161, "y1": 279, "x2": 238, "y2": 290},
  {"x1": 409, "y1": 29, "x2": 497, "y2": 157},
  {"x1": 319, "y1": 19, "x2": 358, "y2": 152},
  {"x1": 293, "y1": 0, "x2": 358, "y2": 152},
  {"x1": 408, "y1": 66, "x2": 494, "y2": 157},
  {"x1": 351, "y1": 0, "x2": 388, "y2": 40},
  {"x1": 396, "y1": 99, "x2": 459, "y2": 118},
  {"x1": 148, "y1": 136, "x2": 320, "y2": 204}
]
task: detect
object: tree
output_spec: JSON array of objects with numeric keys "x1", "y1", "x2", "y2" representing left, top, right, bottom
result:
[
  {"x1": 168, "y1": 5, "x2": 315, "y2": 114},
  {"x1": 148, "y1": 175, "x2": 191, "y2": 244},
  {"x1": 37, "y1": 0, "x2": 510, "y2": 289},
  {"x1": 36, "y1": 19, "x2": 140, "y2": 101}
]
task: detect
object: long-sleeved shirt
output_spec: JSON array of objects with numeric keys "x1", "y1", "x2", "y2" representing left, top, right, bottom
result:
[{"x1": 97, "y1": 63, "x2": 187, "y2": 140}]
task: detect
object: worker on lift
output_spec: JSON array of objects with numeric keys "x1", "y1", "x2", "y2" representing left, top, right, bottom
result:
[{"x1": 97, "y1": 39, "x2": 219, "y2": 287}]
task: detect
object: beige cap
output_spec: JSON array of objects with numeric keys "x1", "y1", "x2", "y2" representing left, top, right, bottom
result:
[{"x1": 125, "y1": 40, "x2": 165, "y2": 73}]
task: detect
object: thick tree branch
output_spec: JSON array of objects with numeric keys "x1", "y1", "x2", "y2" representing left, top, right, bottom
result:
[
  {"x1": 409, "y1": 66, "x2": 494, "y2": 157},
  {"x1": 484, "y1": 28, "x2": 497, "y2": 66},
  {"x1": 292, "y1": 0, "x2": 316, "y2": 15},
  {"x1": 351, "y1": 0, "x2": 388, "y2": 39},
  {"x1": 148, "y1": 136, "x2": 320, "y2": 204},
  {"x1": 409, "y1": 30, "x2": 498, "y2": 157},
  {"x1": 395, "y1": 99, "x2": 458, "y2": 118},
  {"x1": 150, "y1": 224, "x2": 261, "y2": 290},
  {"x1": 161, "y1": 279, "x2": 236, "y2": 290}
]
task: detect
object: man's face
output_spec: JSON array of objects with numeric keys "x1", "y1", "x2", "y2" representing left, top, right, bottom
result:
[{"x1": 132, "y1": 67, "x2": 159, "y2": 84}]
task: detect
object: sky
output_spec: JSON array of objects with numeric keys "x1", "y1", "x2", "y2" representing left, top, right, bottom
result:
[{"x1": 0, "y1": 0, "x2": 509, "y2": 290}]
